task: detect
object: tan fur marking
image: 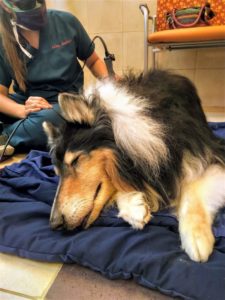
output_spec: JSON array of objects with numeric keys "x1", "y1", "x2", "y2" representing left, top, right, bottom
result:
[
  {"x1": 103, "y1": 149, "x2": 134, "y2": 193},
  {"x1": 59, "y1": 149, "x2": 114, "y2": 202},
  {"x1": 53, "y1": 148, "x2": 126, "y2": 229},
  {"x1": 178, "y1": 179, "x2": 215, "y2": 262},
  {"x1": 182, "y1": 151, "x2": 206, "y2": 183},
  {"x1": 144, "y1": 184, "x2": 162, "y2": 212},
  {"x1": 84, "y1": 179, "x2": 116, "y2": 228},
  {"x1": 64, "y1": 151, "x2": 83, "y2": 166}
]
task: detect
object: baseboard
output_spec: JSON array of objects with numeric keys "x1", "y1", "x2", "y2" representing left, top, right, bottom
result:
[{"x1": 203, "y1": 106, "x2": 225, "y2": 113}]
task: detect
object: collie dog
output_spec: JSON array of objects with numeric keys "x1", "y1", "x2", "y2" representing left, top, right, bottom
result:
[{"x1": 43, "y1": 70, "x2": 225, "y2": 262}]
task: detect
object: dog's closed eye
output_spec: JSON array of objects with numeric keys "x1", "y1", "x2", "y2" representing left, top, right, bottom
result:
[
  {"x1": 71, "y1": 156, "x2": 80, "y2": 167},
  {"x1": 93, "y1": 182, "x2": 102, "y2": 200}
]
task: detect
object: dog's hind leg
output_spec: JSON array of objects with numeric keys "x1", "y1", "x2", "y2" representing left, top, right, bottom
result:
[
  {"x1": 116, "y1": 191, "x2": 151, "y2": 229},
  {"x1": 178, "y1": 165, "x2": 225, "y2": 262}
]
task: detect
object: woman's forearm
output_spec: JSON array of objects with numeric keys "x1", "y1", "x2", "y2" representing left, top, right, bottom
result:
[
  {"x1": 86, "y1": 51, "x2": 108, "y2": 79},
  {"x1": 89, "y1": 58, "x2": 108, "y2": 79}
]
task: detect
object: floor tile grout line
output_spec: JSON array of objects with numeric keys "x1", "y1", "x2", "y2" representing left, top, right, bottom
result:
[
  {"x1": 41, "y1": 263, "x2": 63, "y2": 299},
  {"x1": 0, "y1": 288, "x2": 36, "y2": 300}
]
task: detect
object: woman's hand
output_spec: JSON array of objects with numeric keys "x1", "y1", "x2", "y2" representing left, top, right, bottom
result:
[
  {"x1": 24, "y1": 96, "x2": 52, "y2": 117},
  {"x1": 0, "y1": 86, "x2": 53, "y2": 119}
]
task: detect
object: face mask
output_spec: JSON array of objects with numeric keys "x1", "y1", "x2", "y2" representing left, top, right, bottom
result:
[
  {"x1": 0, "y1": 1, "x2": 47, "y2": 58},
  {"x1": 15, "y1": 4, "x2": 47, "y2": 31},
  {"x1": 3, "y1": 0, "x2": 47, "y2": 31}
]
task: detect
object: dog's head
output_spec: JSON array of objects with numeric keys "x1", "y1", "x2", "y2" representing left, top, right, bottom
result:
[
  {"x1": 43, "y1": 90, "x2": 133, "y2": 230},
  {"x1": 43, "y1": 80, "x2": 167, "y2": 230}
]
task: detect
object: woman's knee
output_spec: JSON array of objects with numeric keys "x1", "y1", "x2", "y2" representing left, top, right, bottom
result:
[
  {"x1": 29, "y1": 104, "x2": 64, "y2": 125},
  {"x1": 3, "y1": 106, "x2": 65, "y2": 151}
]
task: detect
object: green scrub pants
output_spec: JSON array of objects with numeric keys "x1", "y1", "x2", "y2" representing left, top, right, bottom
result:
[{"x1": 0, "y1": 94, "x2": 65, "y2": 152}]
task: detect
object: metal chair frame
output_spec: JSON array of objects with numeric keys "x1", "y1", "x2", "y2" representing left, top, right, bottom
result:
[{"x1": 139, "y1": 3, "x2": 225, "y2": 73}]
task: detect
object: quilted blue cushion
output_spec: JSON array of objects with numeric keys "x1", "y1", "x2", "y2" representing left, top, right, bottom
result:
[{"x1": 0, "y1": 123, "x2": 225, "y2": 300}]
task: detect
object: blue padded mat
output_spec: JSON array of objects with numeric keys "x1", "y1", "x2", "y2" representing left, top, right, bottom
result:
[{"x1": 0, "y1": 123, "x2": 225, "y2": 300}]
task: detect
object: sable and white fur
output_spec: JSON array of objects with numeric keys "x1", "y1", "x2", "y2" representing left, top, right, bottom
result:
[{"x1": 43, "y1": 70, "x2": 225, "y2": 262}]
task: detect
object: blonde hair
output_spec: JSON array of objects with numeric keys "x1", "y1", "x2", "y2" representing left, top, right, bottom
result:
[{"x1": 0, "y1": 7, "x2": 27, "y2": 92}]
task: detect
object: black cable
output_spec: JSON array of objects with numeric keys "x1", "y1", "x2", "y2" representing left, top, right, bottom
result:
[
  {"x1": 92, "y1": 35, "x2": 115, "y2": 61},
  {"x1": 77, "y1": 35, "x2": 116, "y2": 80},
  {"x1": 0, "y1": 118, "x2": 26, "y2": 162},
  {"x1": 92, "y1": 35, "x2": 116, "y2": 77}
]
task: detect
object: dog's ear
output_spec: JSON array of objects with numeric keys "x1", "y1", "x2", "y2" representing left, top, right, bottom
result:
[
  {"x1": 42, "y1": 121, "x2": 60, "y2": 147},
  {"x1": 58, "y1": 93, "x2": 95, "y2": 125}
]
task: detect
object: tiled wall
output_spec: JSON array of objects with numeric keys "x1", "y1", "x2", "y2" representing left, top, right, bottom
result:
[
  {"x1": 157, "y1": 46, "x2": 225, "y2": 108},
  {"x1": 46, "y1": 0, "x2": 225, "y2": 108},
  {"x1": 46, "y1": 0, "x2": 154, "y2": 82}
]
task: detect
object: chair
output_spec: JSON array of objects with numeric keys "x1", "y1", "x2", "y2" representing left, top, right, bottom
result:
[{"x1": 139, "y1": 3, "x2": 225, "y2": 73}]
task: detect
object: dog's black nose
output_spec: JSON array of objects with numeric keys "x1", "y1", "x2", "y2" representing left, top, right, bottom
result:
[
  {"x1": 50, "y1": 213, "x2": 65, "y2": 230},
  {"x1": 51, "y1": 221, "x2": 64, "y2": 230}
]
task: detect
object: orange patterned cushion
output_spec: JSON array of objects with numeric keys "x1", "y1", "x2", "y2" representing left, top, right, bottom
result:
[{"x1": 157, "y1": 0, "x2": 225, "y2": 31}]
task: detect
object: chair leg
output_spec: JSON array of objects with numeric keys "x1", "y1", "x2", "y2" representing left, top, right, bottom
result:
[
  {"x1": 144, "y1": 46, "x2": 157, "y2": 72},
  {"x1": 140, "y1": 4, "x2": 150, "y2": 74},
  {"x1": 152, "y1": 48, "x2": 156, "y2": 69},
  {"x1": 143, "y1": 41, "x2": 149, "y2": 74}
]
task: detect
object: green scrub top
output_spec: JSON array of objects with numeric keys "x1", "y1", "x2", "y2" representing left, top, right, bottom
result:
[{"x1": 0, "y1": 10, "x2": 95, "y2": 102}]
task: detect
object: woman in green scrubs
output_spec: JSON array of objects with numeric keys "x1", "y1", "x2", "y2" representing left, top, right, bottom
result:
[{"x1": 0, "y1": 0, "x2": 109, "y2": 156}]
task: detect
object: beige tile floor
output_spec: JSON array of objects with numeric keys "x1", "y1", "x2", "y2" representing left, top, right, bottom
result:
[
  {"x1": 0, "y1": 108, "x2": 224, "y2": 300},
  {"x1": 0, "y1": 253, "x2": 62, "y2": 300}
]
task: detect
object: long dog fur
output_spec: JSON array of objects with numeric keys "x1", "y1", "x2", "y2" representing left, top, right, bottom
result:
[{"x1": 43, "y1": 69, "x2": 225, "y2": 262}]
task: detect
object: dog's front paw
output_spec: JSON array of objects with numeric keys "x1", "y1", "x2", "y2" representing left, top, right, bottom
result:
[
  {"x1": 180, "y1": 221, "x2": 215, "y2": 262},
  {"x1": 116, "y1": 192, "x2": 151, "y2": 229}
]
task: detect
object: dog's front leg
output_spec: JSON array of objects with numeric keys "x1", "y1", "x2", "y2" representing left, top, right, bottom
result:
[
  {"x1": 178, "y1": 165, "x2": 225, "y2": 262},
  {"x1": 116, "y1": 191, "x2": 151, "y2": 229},
  {"x1": 178, "y1": 189, "x2": 215, "y2": 262}
]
